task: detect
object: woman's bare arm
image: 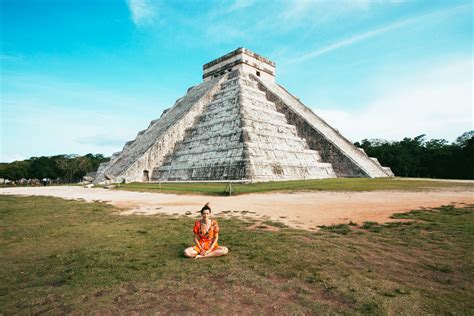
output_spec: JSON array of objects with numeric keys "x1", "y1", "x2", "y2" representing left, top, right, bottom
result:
[{"x1": 194, "y1": 234, "x2": 203, "y2": 252}]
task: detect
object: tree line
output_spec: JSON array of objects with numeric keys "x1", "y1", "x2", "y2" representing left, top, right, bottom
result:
[
  {"x1": 0, "y1": 154, "x2": 109, "y2": 183},
  {"x1": 355, "y1": 131, "x2": 473, "y2": 179},
  {"x1": 1, "y1": 131, "x2": 472, "y2": 182}
]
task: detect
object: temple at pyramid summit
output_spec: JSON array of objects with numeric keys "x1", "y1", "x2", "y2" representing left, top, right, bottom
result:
[{"x1": 93, "y1": 48, "x2": 393, "y2": 184}]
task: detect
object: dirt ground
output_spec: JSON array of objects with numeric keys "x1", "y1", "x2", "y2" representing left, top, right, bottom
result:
[{"x1": 1, "y1": 186, "x2": 473, "y2": 229}]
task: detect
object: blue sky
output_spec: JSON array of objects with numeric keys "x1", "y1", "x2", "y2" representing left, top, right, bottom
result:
[{"x1": 1, "y1": 0, "x2": 472, "y2": 162}]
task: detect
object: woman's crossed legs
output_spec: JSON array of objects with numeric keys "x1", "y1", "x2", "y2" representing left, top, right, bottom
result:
[{"x1": 184, "y1": 246, "x2": 228, "y2": 259}]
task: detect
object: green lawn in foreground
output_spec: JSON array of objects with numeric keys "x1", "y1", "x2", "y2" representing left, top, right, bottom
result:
[
  {"x1": 113, "y1": 177, "x2": 474, "y2": 196},
  {"x1": 1, "y1": 195, "x2": 473, "y2": 314}
]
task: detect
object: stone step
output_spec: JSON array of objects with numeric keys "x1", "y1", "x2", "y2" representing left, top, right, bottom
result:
[
  {"x1": 240, "y1": 103, "x2": 286, "y2": 120},
  {"x1": 241, "y1": 127, "x2": 308, "y2": 144}
]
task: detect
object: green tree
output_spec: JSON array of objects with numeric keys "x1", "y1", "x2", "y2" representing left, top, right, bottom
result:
[
  {"x1": 0, "y1": 154, "x2": 109, "y2": 182},
  {"x1": 356, "y1": 131, "x2": 474, "y2": 179}
]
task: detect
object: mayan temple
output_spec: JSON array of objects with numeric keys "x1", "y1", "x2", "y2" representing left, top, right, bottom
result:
[{"x1": 93, "y1": 48, "x2": 393, "y2": 183}]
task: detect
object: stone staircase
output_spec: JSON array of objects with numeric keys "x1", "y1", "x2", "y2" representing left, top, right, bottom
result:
[{"x1": 153, "y1": 71, "x2": 336, "y2": 181}]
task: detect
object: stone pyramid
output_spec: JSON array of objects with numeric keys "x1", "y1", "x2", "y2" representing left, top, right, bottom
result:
[{"x1": 93, "y1": 48, "x2": 393, "y2": 183}]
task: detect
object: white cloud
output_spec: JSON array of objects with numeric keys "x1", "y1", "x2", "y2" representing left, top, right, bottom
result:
[
  {"x1": 289, "y1": 3, "x2": 471, "y2": 64},
  {"x1": 126, "y1": 0, "x2": 157, "y2": 26},
  {"x1": 348, "y1": 0, "x2": 407, "y2": 10},
  {"x1": 315, "y1": 58, "x2": 473, "y2": 142},
  {"x1": 280, "y1": 0, "x2": 402, "y2": 25},
  {"x1": 288, "y1": 19, "x2": 412, "y2": 64},
  {"x1": 203, "y1": 0, "x2": 393, "y2": 45},
  {"x1": 228, "y1": 0, "x2": 255, "y2": 12},
  {"x1": 208, "y1": 0, "x2": 255, "y2": 17}
]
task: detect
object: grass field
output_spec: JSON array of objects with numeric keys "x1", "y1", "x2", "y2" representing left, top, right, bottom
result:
[
  {"x1": 112, "y1": 178, "x2": 474, "y2": 196},
  {"x1": 1, "y1": 195, "x2": 473, "y2": 314}
]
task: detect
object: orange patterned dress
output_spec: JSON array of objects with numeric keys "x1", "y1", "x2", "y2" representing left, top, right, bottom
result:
[{"x1": 193, "y1": 219, "x2": 220, "y2": 252}]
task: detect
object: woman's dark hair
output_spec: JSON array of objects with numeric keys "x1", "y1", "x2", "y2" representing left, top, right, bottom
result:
[{"x1": 200, "y1": 202, "x2": 211, "y2": 215}]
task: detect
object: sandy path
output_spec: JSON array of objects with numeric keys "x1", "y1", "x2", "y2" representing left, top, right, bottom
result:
[{"x1": 1, "y1": 186, "x2": 473, "y2": 229}]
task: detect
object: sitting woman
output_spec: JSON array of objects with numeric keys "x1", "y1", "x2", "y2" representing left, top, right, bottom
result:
[{"x1": 184, "y1": 203, "x2": 228, "y2": 259}]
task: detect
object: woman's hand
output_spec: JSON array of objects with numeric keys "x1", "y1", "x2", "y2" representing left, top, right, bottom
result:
[
  {"x1": 202, "y1": 249, "x2": 213, "y2": 256},
  {"x1": 200, "y1": 249, "x2": 207, "y2": 256}
]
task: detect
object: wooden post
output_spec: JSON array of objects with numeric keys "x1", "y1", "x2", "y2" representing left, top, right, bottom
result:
[{"x1": 224, "y1": 182, "x2": 232, "y2": 196}]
